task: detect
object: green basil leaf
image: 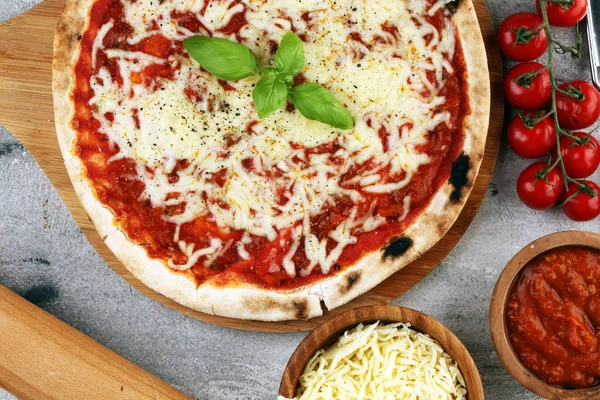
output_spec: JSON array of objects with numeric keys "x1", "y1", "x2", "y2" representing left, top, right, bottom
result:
[
  {"x1": 274, "y1": 32, "x2": 305, "y2": 76},
  {"x1": 288, "y1": 83, "x2": 354, "y2": 130},
  {"x1": 252, "y1": 75, "x2": 288, "y2": 119},
  {"x1": 183, "y1": 36, "x2": 257, "y2": 81}
]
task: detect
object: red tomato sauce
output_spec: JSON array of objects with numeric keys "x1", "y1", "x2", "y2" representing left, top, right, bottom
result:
[
  {"x1": 506, "y1": 246, "x2": 600, "y2": 388},
  {"x1": 71, "y1": 0, "x2": 469, "y2": 289}
]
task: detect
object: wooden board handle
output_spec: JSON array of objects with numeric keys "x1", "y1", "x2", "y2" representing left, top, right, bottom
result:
[{"x1": 0, "y1": 284, "x2": 191, "y2": 400}]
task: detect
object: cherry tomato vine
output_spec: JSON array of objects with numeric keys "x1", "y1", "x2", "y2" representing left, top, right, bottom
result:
[
  {"x1": 500, "y1": 0, "x2": 600, "y2": 221},
  {"x1": 538, "y1": 0, "x2": 599, "y2": 220}
]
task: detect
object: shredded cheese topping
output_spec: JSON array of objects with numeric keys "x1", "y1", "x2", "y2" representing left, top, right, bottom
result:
[
  {"x1": 87, "y1": 0, "x2": 457, "y2": 275},
  {"x1": 281, "y1": 321, "x2": 467, "y2": 400}
]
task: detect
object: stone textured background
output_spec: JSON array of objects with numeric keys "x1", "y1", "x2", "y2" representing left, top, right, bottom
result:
[{"x1": 1, "y1": 0, "x2": 598, "y2": 399}]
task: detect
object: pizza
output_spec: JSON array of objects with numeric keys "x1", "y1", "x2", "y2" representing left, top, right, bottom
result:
[{"x1": 53, "y1": 0, "x2": 490, "y2": 321}]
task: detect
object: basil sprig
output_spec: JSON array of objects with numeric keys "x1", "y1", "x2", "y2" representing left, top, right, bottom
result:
[{"x1": 183, "y1": 32, "x2": 354, "y2": 130}]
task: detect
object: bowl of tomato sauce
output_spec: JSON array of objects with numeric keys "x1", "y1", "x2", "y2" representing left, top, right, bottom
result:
[{"x1": 490, "y1": 231, "x2": 600, "y2": 399}]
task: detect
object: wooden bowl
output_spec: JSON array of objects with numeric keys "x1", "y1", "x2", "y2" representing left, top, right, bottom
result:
[
  {"x1": 279, "y1": 305, "x2": 484, "y2": 399},
  {"x1": 489, "y1": 231, "x2": 600, "y2": 399}
]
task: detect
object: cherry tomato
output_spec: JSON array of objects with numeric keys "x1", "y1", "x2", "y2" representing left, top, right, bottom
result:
[
  {"x1": 507, "y1": 112, "x2": 556, "y2": 158},
  {"x1": 517, "y1": 162, "x2": 564, "y2": 210},
  {"x1": 561, "y1": 181, "x2": 600, "y2": 222},
  {"x1": 556, "y1": 81, "x2": 600, "y2": 130},
  {"x1": 536, "y1": 0, "x2": 588, "y2": 27},
  {"x1": 505, "y1": 62, "x2": 551, "y2": 111},
  {"x1": 497, "y1": 13, "x2": 548, "y2": 62},
  {"x1": 558, "y1": 133, "x2": 600, "y2": 178}
]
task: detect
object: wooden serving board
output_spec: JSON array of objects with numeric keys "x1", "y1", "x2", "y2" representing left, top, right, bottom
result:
[
  {"x1": 0, "y1": 284, "x2": 191, "y2": 400},
  {"x1": 0, "y1": 0, "x2": 504, "y2": 332}
]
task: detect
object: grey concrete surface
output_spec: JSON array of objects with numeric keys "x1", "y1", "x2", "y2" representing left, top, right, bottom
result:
[{"x1": 1, "y1": 1, "x2": 599, "y2": 399}]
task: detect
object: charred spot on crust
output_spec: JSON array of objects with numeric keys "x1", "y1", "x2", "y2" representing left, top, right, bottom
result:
[
  {"x1": 436, "y1": 220, "x2": 448, "y2": 236},
  {"x1": 446, "y1": 0, "x2": 461, "y2": 13},
  {"x1": 345, "y1": 272, "x2": 361, "y2": 292},
  {"x1": 23, "y1": 285, "x2": 58, "y2": 306},
  {"x1": 242, "y1": 298, "x2": 310, "y2": 320},
  {"x1": 56, "y1": 22, "x2": 75, "y2": 44},
  {"x1": 383, "y1": 236, "x2": 413, "y2": 259},
  {"x1": 55, "y1": 12, "x2": 83, "y2": 52},
  {"x1": 449, "y1": 153, "x2": 471, "y2": 202},
  {"x1": 68, "y1": 33, "x2": 80, "y2": 44},
  {"x1": 291, "y1": 300, "x2": 308, "y2": 320}
]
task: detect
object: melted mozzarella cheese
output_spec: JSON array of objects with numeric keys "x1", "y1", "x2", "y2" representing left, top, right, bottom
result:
[
  {"x1": 281, "y1": 321, "x2": 467, "y2": 400},
  {"x1": 88, "y1": 0, "x2": 457, "y2": 273}
]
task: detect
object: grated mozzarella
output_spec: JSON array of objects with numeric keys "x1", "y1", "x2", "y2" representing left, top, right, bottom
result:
[
  {"x1": 280, "y1": 321, "x2": 467, "y2": 400},
  {"x1": 91, "y1": 20, "x2": 113, "y2": 69},
  {"x1": 87, "y1": 0, "x2": 457, "y2": 273}
]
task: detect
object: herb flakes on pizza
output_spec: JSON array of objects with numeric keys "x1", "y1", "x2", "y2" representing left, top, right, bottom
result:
[{"x1": 53, "y1": 0, "x2": 490, "y2": 321}]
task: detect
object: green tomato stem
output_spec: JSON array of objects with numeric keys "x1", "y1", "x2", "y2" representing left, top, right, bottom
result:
[
  {"x1": 546, "y1": 0, "x2": 574, "y2": 5},
  {"x1": 539, "y1": 0, "x2": 577, "y2": 189},
  {"x1": 549, "y1": 156, "x2": 561, "y2": 170},
  {"x1": 560, "y1": 130, "x2": 580, "y2": 140}
]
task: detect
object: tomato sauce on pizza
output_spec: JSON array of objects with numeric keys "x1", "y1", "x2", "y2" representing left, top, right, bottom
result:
[{"x1": 70, "y1": 0, "x2": 469, "y2": 289}]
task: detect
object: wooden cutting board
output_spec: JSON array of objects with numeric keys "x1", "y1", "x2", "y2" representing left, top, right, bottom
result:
[
  {"x1": 0, "y1": 284, "x2": 191, "y2": 400},
  {"x1": 0, "y1": 0, "x2": 504, "y2": 332}
]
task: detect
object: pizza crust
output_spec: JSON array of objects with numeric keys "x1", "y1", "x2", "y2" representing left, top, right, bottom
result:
[
  {"x1": 53, "y1": 0, "x2": 490, "y2": 321},
  {"x1": 53, "y1": 0, "x2": 86, "y2": 162},
  {"x1": 311, "y1": 0, "x2": 491, "y2": 312},
  {"x1": 106, "y1": 228, "x2": 324, "y2": 320}
]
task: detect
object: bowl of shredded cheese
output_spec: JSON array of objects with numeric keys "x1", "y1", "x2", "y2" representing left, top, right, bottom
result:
[{"x1": 278, "y1": 305, "x2": 483, "y2": 399}]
